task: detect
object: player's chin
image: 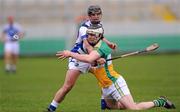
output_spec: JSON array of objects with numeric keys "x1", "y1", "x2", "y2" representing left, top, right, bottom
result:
[
  {"x1": 91, "y1": 20, "x2": 100, "y2": 24},
  {"x1": 88, "y1": 42, "x2": 96, "y2": 46}
]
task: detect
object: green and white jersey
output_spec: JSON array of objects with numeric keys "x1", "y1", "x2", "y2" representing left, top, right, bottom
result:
[
  {"x1": 94, "y1": 40, "x2": 112, "y2": 66},
  {"x1": 91, "y1": 40, "x2": 120, "y2": 87}
]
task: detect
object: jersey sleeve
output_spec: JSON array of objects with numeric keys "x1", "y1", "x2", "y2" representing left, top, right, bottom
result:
[
  {"x1": 15, "y1": 23, "x2": 23, "y2": 33},
  {"x1": 2, "y1": 25, "x2": 8, "y2": 33},
  {"x1": 96, "y1": 42, "x2": 112, "y2": 58},
  {"x1": 78, "y1": 26, "x2": 88, "y2": 39}
]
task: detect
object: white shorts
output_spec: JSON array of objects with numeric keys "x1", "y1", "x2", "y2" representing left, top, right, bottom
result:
[
  {"x1": 4, "y1": 42, "x2": 19, "y2": 55},
  {"x1": 102, "y1": 76, "x2": 130, "y2": 101},
  {"x1": 68, "y1": 57, "x2": 91, "y2": 74}
]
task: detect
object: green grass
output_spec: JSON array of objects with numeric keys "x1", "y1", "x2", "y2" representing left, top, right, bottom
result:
[{"x1": 0, "y1": 54, "x2": 180, "y2": 112}]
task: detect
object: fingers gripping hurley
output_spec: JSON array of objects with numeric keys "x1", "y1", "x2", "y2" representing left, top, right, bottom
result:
[{"x1": 106, "y1": 43, "x2": 159, "y2": 61}]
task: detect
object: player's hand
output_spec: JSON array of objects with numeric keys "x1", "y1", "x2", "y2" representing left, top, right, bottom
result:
[
  {"x1": 97, "y1": 58, "x2": 106, "y2": 65},
  {"x1": 0, "y1": 38, "x2": 6, "y2": 43},
  {"x1": 91, "y1": 58, "x2": 106, "y2": 66},
  {"x1": 108, "y1": 42, "x2": 117, "y2": 50},
  {"x1": 56, "y1": 50, "x2": 71, "y2": 60},
  {"x1": 11, "y1": 34, "x2": 19, "y2": 41}
]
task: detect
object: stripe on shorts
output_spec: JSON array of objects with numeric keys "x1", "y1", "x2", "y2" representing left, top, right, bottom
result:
[{"x1": 114, "y1": 81, "x2": 125, "y2": 97}]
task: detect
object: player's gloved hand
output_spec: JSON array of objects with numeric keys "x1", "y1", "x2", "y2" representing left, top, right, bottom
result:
[
  {"x1": 56, "y1": 50, "x2": 71, "y2": 60},
  {"x1": 13, "y1": 34, "x2": 19, "y2": 40},
  {"x1": 108, "y1": 42, "x2": 117, "y2": 50},
  {"x1": 11, "y1": 35, "x2": 19, "y2": 41},
  {"x1": 91, "y1": 61, "x2": 98, "y2": 67},
  {"x1": 91, "y1": 58, "x2": 106, "y2": 66}
]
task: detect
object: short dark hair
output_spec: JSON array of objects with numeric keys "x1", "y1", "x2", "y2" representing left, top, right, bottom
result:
[{"x1": 87, "y1": 5, "x2": 102, "y2": 16}]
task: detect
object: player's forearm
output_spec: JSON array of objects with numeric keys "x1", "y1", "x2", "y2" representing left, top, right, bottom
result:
[
  {"x1": 102, "y1": 37, "x2": 111, "y2": 45},
  {"x1": 0, "y1": 37, "x2": 3, "y2": 42},
  {"x1": 102, "y1": 37, "x2": 117, "y2": 49},
  {"x1": 17, "y1": 32, "x2": 24, "y2": 38},
  {"x1": 0, "y1": 33, "x2": 6, "y2": 42},
  {"x1": 70, "y1": 52, "x2": 94, "y2": 63}
]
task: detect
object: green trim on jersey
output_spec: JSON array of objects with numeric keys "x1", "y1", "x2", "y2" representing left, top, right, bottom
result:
[
  {"x1": 95, "y1": 41, "x2": 117, "y2": 83},
  {"x1": 104, "y1": 60, "x2": 117, "y2": 83}
]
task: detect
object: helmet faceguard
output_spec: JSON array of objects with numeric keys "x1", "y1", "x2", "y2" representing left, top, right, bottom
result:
[{"x1": 86, "y1": 24, "x2": 104, "y2": 46}]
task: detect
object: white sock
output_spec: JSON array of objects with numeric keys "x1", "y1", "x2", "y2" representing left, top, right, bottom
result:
[
  {"x1": 5, "y1": 64, "x2": 11, "y2": 70},
  {"x1": 11, "y1": 64, "x2": 16, "y2": 71},
  {"x1": 51, "y1": 100, "x2": 59, "y2": 108},
  {"x1": 101, "y1": 95, "x2": 104, "y2": 99}
]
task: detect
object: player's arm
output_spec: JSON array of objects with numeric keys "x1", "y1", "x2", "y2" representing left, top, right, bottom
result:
[
  {"x1": 102, "y1": 37, "x2": 117, "y2": 50},
  {"x1": 16, "y1": 24, "x2": 25, "y2": 39},
  {"x1": 17, "y1": 32, "x2": 24, "y2": 39},
  {"x1": 13, "y1": 32, "x2": 24, "y2": 40},
  {"x1": 56, "y1": 50, "x2": 101, "y2": 63},
  {"x1": 0, "y1": 31, "x2": 6, "y2": 43}
]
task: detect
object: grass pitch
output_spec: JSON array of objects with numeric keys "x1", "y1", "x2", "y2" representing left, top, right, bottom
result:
[{"x1": 0, "y1": 54, "x2": 180, "y2": 112}]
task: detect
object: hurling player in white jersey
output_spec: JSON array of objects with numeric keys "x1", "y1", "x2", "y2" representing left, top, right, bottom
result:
[
  {"x1": 0, "y1": 16, "x2": 24, "y2": 73},
  {"x1": 46, "y1": 5, "x2": 117, "y2": 112}
]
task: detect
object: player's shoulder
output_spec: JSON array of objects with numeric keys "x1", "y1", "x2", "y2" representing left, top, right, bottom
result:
[
  {"x1": 95, "y1": 41, "x2": 112, "y2": 57},
  {"x1": 14, "y1": 23, "x2": 22, "y2": 28},
  {"x1": 80, "y1": 20, "x2": 91, "y2": 28},
  {"x1": 3, "y1": 24, "x2": 9, "y2": 29},
  {"x1": 101, "y1": 41, "x2": 111, "y2": 49},
  {"x1": 78, "y1": 20, "x2": 90, "y2": 33},
  {"x1": 102, "y1": 41, "x2": 112, "y2": 53},
  {"x1": 95, "y1": 41, "x2": 110, "y2": 50}
]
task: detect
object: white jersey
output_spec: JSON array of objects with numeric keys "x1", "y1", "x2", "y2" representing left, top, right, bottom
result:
[
  {"x1": 71, "y1": 20, "x2": 91, "y2": 53},
  {"x1": 71, "y1": 20, "x2": 102, "y2": 53},
  {"x1": 69, "y1": 20, "x2": 102, "y2": 73},
  {"x1": 2, "y1": 23, "x2": 23, "y2": 42}
]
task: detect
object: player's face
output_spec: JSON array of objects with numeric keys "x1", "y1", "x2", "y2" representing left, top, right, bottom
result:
[
  {"x1": 87, "y1": 33, "x2": 100, "y2": 45},
  {"x1": 7, "y1": 16, "x2": 14, "y2": 25},
  {"x1": 89, "y1": 12, "x2": 102, "y2": 24}
]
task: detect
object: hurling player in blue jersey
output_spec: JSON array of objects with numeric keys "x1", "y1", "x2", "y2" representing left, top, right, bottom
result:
[
  {"x1": 46, "y1": 5, "x2": 117, "y2": 112},
  {"x1": 0, "y1": 16, "x2": 24, "y2": 73}
]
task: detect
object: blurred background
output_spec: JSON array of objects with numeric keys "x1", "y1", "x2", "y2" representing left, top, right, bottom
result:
[{"x1": 0, "y1": 0, "x2": 180, "y2": 56}]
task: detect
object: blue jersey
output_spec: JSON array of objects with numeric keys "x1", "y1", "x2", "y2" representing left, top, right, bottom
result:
[{"x1": 3, "y1": 23, "x2": 22, "y2": 41}]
